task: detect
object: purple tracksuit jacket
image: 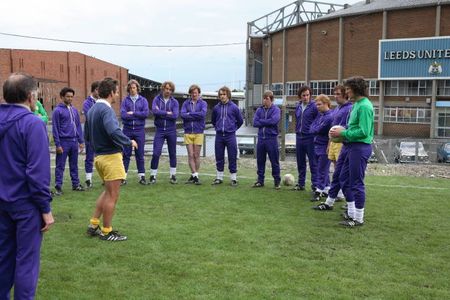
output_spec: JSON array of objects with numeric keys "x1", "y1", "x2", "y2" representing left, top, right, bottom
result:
[
  {"x1": 253, "y1": 104, "x2": 281, "y2": 184},
  {"x1": 295, "y1": 100, "x2": 319, "y2": 189},
  {"x1": 331, "y1": 101, "x2": 353, "y2": 127},
  {"x1": 120, "y1": 95, "x2": 150, "y2": 131},
  {"x1": 310, "y1": 109, "x2": 333, "y2": 191},
  {"x1": 180, "y1": 98, "x2": 207, "y2": 134},
  {"x1": 150, "y1": 94, "x2": 179, "y2": 170},
  {"x1": 211, "y1": 100, "x2": 243, "y2": 174},
  {"x1": 52, "y1": 103, "x2": 83, "y2": 188},
  {"x1": 0, "y1": 104, "x2": 52, "y2": 300},
  {"x1": 120, "y1": 95, "x2": 149, "y2": 174}
]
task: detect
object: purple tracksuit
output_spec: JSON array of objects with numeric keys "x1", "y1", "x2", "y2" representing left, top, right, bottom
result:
[
  {"x1": 309, "y1": 110, "x2": 333, "y2": 191},
  {"x1": 328, "y1": 102, "x2": 353, "y2": 199},
  {"x1": 211, "y1": 100, "x2": 243, "y2": 174},
  {"x1": 83, "y1": 96, "x2": 96, "y2": 173},
  {"x1": 0, "y1": 104, "x2": 52, "y2": 300},
  {"x1": 253, "y1": 104, "x2": 281, "y2": 185},
  {"x1": 121, "y1": 95, "x2": 150, "y2": 174},
  {"x1": 295, "y1": 101, "x2": 319, "y2": 189},
  {"x1": 52, "y1": 103, "x2": 84, "y2": 189},
  {"x1": 151, "y1": 94, "x2": 179, "y2": 169},
  {"x1": 180, "y1": 98, "x2": 207, "y2": 134}
]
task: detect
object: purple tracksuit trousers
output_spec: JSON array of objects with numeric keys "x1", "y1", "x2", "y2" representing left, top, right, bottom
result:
[
  {"x1": 328, "y1": 144, "x2": 348, "y2": 198},
  {"x1": 0, "y1": 208, "x2": 42, "y2": 300},
  {"x1": 215, "y1": 132, "x2": 238, "y2": 174},
  {"x1": 84, "y1": 142, "x2": 94, "y2": 173},
  {"x1": 315, "y1": 144, "x2": 330, "y2": 191},
  {"x1": 339, "y1": 143, "x2": 372, "y2": 209},
  {"x1": 151, "y1": 130, "x2": 177, "y2": 170},
  {"x1": 296, "y1": 136, "x2": 318, "y2": 189},
  {"x1": 256, "y1": 137, "x2": 281, "y2": 184},
  {"x1": 55, "y1": 139, "x2": 80, "y2": 188},
  {"x1": 123, "y1": 128, "x2": 146, "y2": 174}
]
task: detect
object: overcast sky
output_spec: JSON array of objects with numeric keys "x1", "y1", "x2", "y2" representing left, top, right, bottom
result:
[{"x1": 0, "y1": 0, "x2": 359, "y2": 93}]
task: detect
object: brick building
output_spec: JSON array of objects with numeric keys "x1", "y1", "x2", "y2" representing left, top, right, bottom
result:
[
  {"x1": 246, "y1": 0, "x2": 450, "y2": 138},
  {"x1": 0, "y1": 48, "x2": 128, "y2": 117}
]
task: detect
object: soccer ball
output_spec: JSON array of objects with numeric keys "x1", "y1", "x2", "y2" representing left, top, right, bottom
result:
[
  {"x1": 282, "y1": 174, "x2": 295, "y2": 186},
  {"x1": 329, "y1": 125, "x2": 345, "y2": 143}
]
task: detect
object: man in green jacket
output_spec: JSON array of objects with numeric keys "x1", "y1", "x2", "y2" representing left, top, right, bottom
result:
[
  {"x1": 34, "y1": 100, "x2": 48, "y2": 124},
  {"x1": 330, "y1": 76, "x2": 374, "y2": 227}
]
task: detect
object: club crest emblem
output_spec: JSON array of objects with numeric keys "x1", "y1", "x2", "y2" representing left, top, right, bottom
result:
[{"x1": 428, "y1": 61, "x2": 442, "y2": 75}]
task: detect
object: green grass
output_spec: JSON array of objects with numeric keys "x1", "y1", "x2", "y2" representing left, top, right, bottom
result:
[{"x1": 36, "y1": 158, "x2": 450, "y2": 299}]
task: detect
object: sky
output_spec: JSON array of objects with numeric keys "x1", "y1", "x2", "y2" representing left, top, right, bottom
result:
[{"x1": 0, "y1": 0, "x2": 359, "y2": 93}]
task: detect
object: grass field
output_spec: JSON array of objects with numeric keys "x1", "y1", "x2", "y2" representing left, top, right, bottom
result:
[{"x1": 35, "y1": 157, "x2": 450, "y2": 299}]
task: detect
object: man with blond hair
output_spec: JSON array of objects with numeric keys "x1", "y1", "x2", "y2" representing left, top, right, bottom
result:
[
  {"x1": 181, "y1": 84, "x2": 207, "y2": 184},
  {"x1": 120, "y1": 79, "x2": 150, "y2": 185},
  {"x1": 150, "y1": 81, "x2": 179, "y2": 184}
]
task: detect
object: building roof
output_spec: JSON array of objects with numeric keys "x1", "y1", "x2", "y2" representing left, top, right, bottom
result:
[{"x1": 319, "y1": 0, "x2": 450, "y2": 22}]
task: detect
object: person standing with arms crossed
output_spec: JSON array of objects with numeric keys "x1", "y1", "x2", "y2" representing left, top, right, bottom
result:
[
  {"x1": 85, "y1": 77, "x2": 137, "y2": 241},
  {"x1": 211, "y1": 86, "x2": 243, "y2": 186},
  {"x1": 52, "y1": 87, "x2": 85, "y2": 195},
  {"x1": 150, "y1": 81, "x2": 179, "y2": 184},
  {"x1": 120, "y1": 79, "x2": 150, "y2": 185},
  {"x1": 180, "y1": 84, "x2": 207, "y2": 185},
  {"x1": 329, "y1": 76, "x2": 374, "y2": 227},
  {"x1": 294, "y1": 86, "x2": 319, "y2": 192},
  {"x1": 252, "y1": 90, "x2": 281, "y2": 189},
  {"x1": 83, "y1": 81, "x2": 99, "y2": 188},
  {"x1": 0, "y1": 73, "x2": 54, "y2": 299}
]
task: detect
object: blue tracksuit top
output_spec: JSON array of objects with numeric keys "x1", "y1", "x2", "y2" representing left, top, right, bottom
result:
[
  {"x1": 0, "y1": 104, "x2": 52, "y2": 213},
  {"x1": 180, "y1": 97, "x2": 207, "y2": 134},
  {"x1": 120, "y1": 95, "x2": 150, "y2": 131},
  {"x1": 310, "y1": 109, "x2": 333, "y2": 146},
  {"x1": 295, "y1": 100, "x2": 318, "y2": 140},
  {"x1": 253, "y1": 104, "x2": 280, "y2": 139},
  {"x1": 83, "y1": 96, "x2": 96, "y2": 116},
  {"x1": 84, "y1": 100, "x2": 131, "y2": 155},
  {"x1": 211, "y1": 100, "x2": 243, "y2": 134},
  {"x1": 52, "y1": 102, "x2": 84, "y2": 147},
  {"x1": 331, "y1": 101, "x2": 353, "y2": 128},
  {"x1": 152, "y1": 94, "x2": 179, "y2": 132}
]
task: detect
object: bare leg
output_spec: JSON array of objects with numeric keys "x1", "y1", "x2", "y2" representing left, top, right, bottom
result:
[
  {"x1": 101, "y1": 179, "x2": 121, "y2": 228},
  {"x1": 91, "y1": 191, "x2": 106, "y2": 219},
  {"x1": 187, "y1": 144, "x2": 196, "y2": 173},
  {"x1": 193, "y1": 144, "x2": 202, "y2": 172}
]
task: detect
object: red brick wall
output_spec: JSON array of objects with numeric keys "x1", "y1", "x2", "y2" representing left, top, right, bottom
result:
[
  {"x1": 310, "y1": 19, "x2": 340, "y2": 80},
  {"x1": 286, "y1": 27, "x2": 306, "y2": 82},
  {"x1": 0, "y1": 48, "x2": 128, "y2": 117},
  {"x1": 383, "y1": 123, "x2": 430, "y2": 137},
  {"x1": 343, "y1": 13, "x2": 383, "y2": 79},
  {"x1": 387, "y1": 7, "x2": 436, "y2": 38},
  {"x1": 271, "y1": 33, "x2": 284, "y2": 83}
]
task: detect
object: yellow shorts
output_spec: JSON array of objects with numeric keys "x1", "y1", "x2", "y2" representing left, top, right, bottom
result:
[
  {"x1": 184, "y1": 133, "x2": 204, "y2": 145},
  {"x1": 94, "y1": 152, "x2": 126, "y2": 182},
  {"x1": 328, "y1": 142, "x2": 343, "y2": 161}
]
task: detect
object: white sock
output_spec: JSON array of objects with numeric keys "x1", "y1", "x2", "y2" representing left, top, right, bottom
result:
[
  {"x1": 315, "y1": 188, "x2": 323, "y2": 193},
  {"x1": 324, "y1": 186, "x2": 330, "y2": 193},
  {"x1": 86, "y1": 173, "x2": 92, "y2": 181},
  {"x1": 337, "y1": 189, "x2": 345, "y2": 198},
  {"x1": 230, "y1": 173, "x2": 237, "y2": 181},
  {"x1": 124, "y1": 173, "x2": 128, "y2": 179},
  {"x1": 138, "y1": 173, "x2": 145, "y2": 178},
  {"x1": 150, "y1": 169, "x2": 157, "y2": 176},
  {"x1": 347, "y1": 202, "x2": 356, "y2": 219},
  {"x1": 354, "y1": 208, "x2": 365, "y2": 223},
  {"x1": 170, "y1": 168, "x2": 176, "y2": 176},
  {"x1": 325, "y1": 196, "x2": 336, "y2": 207},
  {"x1": 193, "y1": 172, "x2": 199, "y2": 178},
  {"x1": 216, "y1": 171, "x2": 224, "y2": 180}
]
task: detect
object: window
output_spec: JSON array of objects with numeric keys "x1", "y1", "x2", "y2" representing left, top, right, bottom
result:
[
  {"x1": 437, "y1": 80, "x2": 450, "y2": 96},
  {"x1": 383, "y1": 107, "x2": 431, "y2": 124},
  {"x1": 437, "y1": 109, "x2": 450, "y2": 137},
  {"x1": 385, "y1": 80, "x2": 432, "y2": 96},
  {"x1": 285, "y1": 81, "x2": 305, "y2": 96},
  {"x1": 270, "y1": 83, "x2": 283, "y2": 96},
  {"x1": 373, "y1": 106, "x2": 379, "y2": 121},
  {"x1": 310, "y1": 81, "x2": 338, "y2": 96},
  {"x1": 369, "y1": 80, "x2": 379, "y2": 96}
]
